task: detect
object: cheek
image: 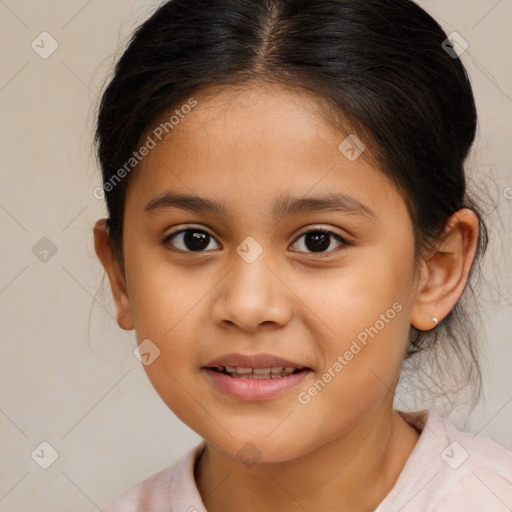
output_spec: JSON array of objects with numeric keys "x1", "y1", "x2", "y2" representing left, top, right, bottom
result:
[
  {"x1": 123, "y1": 247, "x2": 210, "y2": 394},
  {"x1": 137, "y1": 312, "x2": 206, "y2": 426},
  {"x1": 304, "y1": 250, "x2": 414, "y2": 393},
  {"x1": 124, "y1": 241, "x2": 207, "y2": 338},
  {"x1": 311, "y1": 250, "x2": 411, "y2": 336}
]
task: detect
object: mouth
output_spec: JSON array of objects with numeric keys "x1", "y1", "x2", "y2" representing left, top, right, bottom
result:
[
  {"x1": 202, "y1": 353, "x2": 313, "y2": 400},
  {"x1": 207, "y1": 365, "x2": 306, "y2": 379}
]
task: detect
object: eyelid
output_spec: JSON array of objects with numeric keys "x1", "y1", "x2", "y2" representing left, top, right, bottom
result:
[
  {"x1": 164, "y1": 223, "x2": 216, "y2": 237},
  {"x1": 164, "y1": 224, "x2": 348, "y2": 240}
]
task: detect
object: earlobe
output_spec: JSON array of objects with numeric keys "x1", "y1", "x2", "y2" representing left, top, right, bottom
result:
[
  {"x1": 410, "y1": 209, "x2": 479, "y2": 331},
  {"x1": 93, "y1": 219, "x2": 135, "y2": 331}
]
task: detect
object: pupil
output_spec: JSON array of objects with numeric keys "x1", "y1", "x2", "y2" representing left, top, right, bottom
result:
[
  {"x1": 305, "y1": 231, "x2": 330, "y2": 252},
  {"x1": 184, "y1": 231, "x2": 209, "y2": 251}
]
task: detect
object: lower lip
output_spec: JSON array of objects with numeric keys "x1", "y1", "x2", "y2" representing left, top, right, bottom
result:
[{"x1": 202, "y1": 368, "x2": 312, "y2": 401}]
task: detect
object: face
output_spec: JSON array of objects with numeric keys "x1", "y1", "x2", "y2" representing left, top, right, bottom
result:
[{"x1": 118, "y1": 81, "x2": 420, "y2": 462}]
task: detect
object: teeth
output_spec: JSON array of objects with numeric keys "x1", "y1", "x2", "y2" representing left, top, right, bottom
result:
[
  {"x1": 235, "y1": 367, "x2": 253, "y2": 374},
  {"x1": 253, "y1": 368, "x2": 273, "y2": 374},
  {"x1": 215, "y1": 365, "x2": 300, "y2": 379}
]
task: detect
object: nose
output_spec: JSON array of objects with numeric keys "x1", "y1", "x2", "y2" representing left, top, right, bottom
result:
[{"x1": 211, "y1": 252, "x2": 293, "y2": 333}]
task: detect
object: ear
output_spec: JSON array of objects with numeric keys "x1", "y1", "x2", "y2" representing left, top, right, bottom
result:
[
  {"x1": 93, "y1": 219, "x2": 134, "y2": 331},
  {"x1": 411, "y1": 209, "x2": 479, "y2": 331}
]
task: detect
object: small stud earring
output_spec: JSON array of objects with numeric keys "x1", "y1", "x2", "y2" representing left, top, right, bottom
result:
[{"x1": 431, "y1": 316, "x2": 439, "y2": 325}]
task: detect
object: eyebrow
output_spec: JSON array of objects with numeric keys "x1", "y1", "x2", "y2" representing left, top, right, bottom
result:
[{"x1": 144, "y1": 191, "x2": 376, "y2": 221}]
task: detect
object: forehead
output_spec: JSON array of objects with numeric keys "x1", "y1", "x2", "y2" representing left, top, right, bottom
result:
[
  {"x1": 137, "y1": 80, "x2": 343, "y2": 172},
  {"x1": 126, "y1": 81, "x2": 406, "y2": 223}
]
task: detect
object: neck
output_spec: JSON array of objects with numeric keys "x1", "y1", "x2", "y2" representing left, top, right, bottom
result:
[{"x1": 195, "y1": 406, "x2": 420, "y2": 512}]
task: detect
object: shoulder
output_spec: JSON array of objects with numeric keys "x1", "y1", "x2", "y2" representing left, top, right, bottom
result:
[
  {"x1": 101, "y1": 465, "x2": 173, "y2": 512},
  {"x1": 376, "y1": 409, "x2": 512, "y2": 512},
  {"x1": 432, "y1": 410, "x2": 512, "y2": 477},
  {"x1": 432, "y1": 410, "x2": 512, "y2": 508},
  {"x1": 101, "y1": 442, "x2": 207, "y2": 512}
]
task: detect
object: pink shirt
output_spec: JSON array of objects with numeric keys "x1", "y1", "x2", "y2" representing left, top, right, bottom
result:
[{"x1": 102, "y1": 409, "x2": 512, "y2": 511}]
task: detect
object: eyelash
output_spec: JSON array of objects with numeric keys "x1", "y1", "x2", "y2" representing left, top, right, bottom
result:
[{"x1": 161, "y1": 225, "x2": 350, "y2": 257}]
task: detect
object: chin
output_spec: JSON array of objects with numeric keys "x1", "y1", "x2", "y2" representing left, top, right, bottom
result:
[{"x1": 198, "y1": 424, "x2": 324, "y2": 466}]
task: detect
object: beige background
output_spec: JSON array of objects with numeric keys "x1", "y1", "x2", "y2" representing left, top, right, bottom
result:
[{"x1": 0, "y1": 1, "x2": 511, "y2": 510}]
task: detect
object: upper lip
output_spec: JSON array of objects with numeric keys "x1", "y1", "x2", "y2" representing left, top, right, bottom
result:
[{"x1": 203, "y1": 353, "x2": 309, "y2": 369}]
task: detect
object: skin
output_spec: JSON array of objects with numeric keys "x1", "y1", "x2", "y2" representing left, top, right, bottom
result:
[{"x1": 94, "y1": 80, "x2": 479, "y2": 511}]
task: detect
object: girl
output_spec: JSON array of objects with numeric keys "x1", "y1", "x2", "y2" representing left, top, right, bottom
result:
[{"x1": 93, "y1": 0, "x2": 512, "y2": 510}]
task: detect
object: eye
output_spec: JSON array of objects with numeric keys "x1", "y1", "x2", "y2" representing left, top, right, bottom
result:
[
  {"x1": 162, "y1": 226, "x2": 221, "y2": 253},
  {"x1": 290, "y1": 228, "x2": 349, "y2": 255}
]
